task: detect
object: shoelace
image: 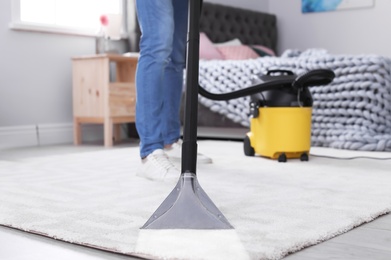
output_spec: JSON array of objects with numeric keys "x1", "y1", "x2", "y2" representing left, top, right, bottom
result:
[{"x1": 150, "y1": 153, "x2": 175, "y2": 171}]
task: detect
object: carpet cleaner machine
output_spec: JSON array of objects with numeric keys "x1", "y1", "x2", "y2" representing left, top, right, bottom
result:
[
  {"x1": 199, "y1": 69, "x2": 335, "y2": 162},
  {"x1": 141, "y1": 0, "x2": 335, "y2": 230}
]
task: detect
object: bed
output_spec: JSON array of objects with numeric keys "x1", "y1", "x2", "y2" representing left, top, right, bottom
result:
[{"x1": 187, "y1": 2, "x2": 391, "y2": 151}]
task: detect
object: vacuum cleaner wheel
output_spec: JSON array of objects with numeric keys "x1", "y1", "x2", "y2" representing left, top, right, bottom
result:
[
  {"x1": 300, "y1": 153, "x2": 309, "y2": 161},
  {"x1": 278, "y1": 153, "x2": 287, "y2": 163},
  {"x1": 243, "y1": 136, "x2": 255, "y2": 156}
]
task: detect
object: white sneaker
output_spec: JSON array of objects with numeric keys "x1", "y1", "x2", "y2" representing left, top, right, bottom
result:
[
  {"x1": 164, "y1": 139, "x2": 213, "y2": 164},
  {"x1": 137, "y1": 149, "x2": 180, "y2": 182}
]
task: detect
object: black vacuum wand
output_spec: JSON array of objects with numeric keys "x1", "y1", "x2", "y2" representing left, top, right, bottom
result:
[{"x1": 141, "y1": 0, "x2": 233, "y2": 230}]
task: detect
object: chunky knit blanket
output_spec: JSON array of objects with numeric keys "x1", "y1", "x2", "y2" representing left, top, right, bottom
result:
[{"x1": 198, "y1": 49, "x2": 391, "y2": 151}]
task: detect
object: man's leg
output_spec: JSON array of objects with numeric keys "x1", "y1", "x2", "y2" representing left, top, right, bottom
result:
[
  {"x1": 162, "y1": 0, "x2": 189, "y2": 146},
  {"x1": 135, "y1": 0, "x2": 175, "y2": 158}
]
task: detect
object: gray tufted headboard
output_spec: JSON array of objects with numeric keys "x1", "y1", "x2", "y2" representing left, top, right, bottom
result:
[
  {"x1": 200, "y1": 2, "x2": 277, "y2": 53},
  {"x1": 133, "y1": 2, "x2": 278, "y2": 53}
]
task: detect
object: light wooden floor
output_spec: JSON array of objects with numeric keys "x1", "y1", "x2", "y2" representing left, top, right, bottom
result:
[{"x1": 1, "y1": 137, "x2": 391, "y2": 260}]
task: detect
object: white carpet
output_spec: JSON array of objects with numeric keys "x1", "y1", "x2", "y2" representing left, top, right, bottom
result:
[{"x1": 1, "y1": 140, "x2": 391, "y2": 260}]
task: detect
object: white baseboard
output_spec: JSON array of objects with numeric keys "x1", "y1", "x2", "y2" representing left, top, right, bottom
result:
[
  {"x1": 37, "y1": 123, "x2": 73, "y2": 146},
  {"x1": 0, "y1": 123, "x2": 107, "y2": 149},
  {"x1": 0, "y1": 124, "x2": 245, "y2": 149},
  {"x1": 0, "y1": 125, "x2": 38, "y2": 149}
]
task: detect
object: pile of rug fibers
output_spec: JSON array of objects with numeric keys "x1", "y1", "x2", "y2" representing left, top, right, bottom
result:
[{"x1": 0, "y1": 140, "x2": 391, "y2": 260}]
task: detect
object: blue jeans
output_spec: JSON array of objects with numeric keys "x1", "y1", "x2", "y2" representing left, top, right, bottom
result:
[{"x1": 135, "y1": 0, "x2": 188, "y2": 158}]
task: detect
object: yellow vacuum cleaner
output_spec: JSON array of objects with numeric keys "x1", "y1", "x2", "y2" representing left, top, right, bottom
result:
[
  {"x1": 245, "y1": 106, "x2": 312, "y2": 162},
  {"x1": 199, "y1": 69, "x2": 335, "y2": 162},
  {"x1": 245, "y1": 70, "x2": 314, "y2": 162}
]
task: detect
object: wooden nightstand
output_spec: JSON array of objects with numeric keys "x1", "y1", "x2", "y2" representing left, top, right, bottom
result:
[{"x1": 72, "y1": 53, "x2": 138, "y2": 147}]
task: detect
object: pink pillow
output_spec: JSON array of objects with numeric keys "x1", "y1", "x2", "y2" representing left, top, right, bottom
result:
[
  {"x1": 216, "y1": 45, "x2": 259, "y2": 60},
  {"x1": 199, "y1": 33, "x2": 224, "y2": 60}
]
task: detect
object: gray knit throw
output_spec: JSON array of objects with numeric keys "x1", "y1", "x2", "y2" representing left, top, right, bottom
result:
[{"x1": 198, "y1": 49, "x2": 391, "y2": 151}]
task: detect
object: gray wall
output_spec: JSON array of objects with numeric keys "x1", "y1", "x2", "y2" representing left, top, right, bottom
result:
[
  {"x1": 0, "y1": 1, "x2": 130, "y2": 147},
  {"x1": 269, "y1": 0, "x2": 391, "y2": 57},
  {"x1": 206, "y1": 0, "x2": 268, "y2": 12},
  {"x1": 0, "y1": 1, "x2": 94, "y2": 127}
]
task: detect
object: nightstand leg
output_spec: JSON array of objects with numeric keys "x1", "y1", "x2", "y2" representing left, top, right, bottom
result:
[
  {"x1": 114, "y1": 124, "x2": 121, "y2": 143},
  {"x1": 104, "y1": 118, "x2": 113, "y2": 147},
  {"x1": 73, "y1": 118, "x2": 82, "y2": 145}
]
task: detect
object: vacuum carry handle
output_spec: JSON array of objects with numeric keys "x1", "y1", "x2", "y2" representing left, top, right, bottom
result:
[
  {"x1": 292, "y1": 69, "x2": 335, "y2": 90},
  {"x1": 267, "y1": 69, "x2": 294, "y2": 75},
  {"x1": 198, "y1": 78, "x2": 295, "y2": 101}
]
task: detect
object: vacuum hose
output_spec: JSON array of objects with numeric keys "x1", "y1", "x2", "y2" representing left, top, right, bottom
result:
[{"x1": 198, "y1": 69, "x2": 335, "y2": 101}]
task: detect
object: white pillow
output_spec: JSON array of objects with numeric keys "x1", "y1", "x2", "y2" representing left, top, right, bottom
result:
[{"x1": 214, "y1": 38, "x2": 242, "y2": 46}]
